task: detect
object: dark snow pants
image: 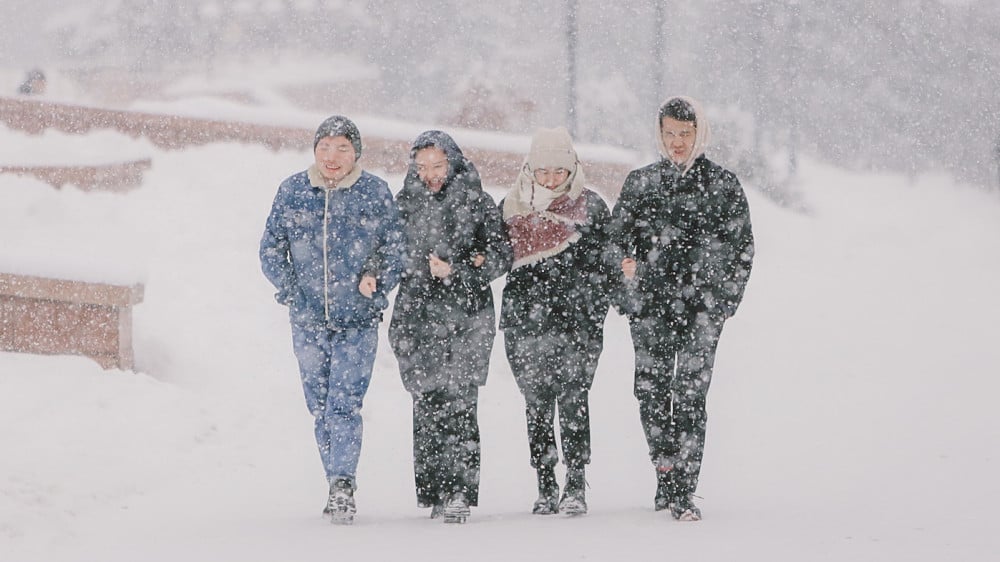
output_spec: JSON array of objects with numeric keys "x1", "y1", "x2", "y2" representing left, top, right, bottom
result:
[
  {"x1": 504, "y1": 329, "x2": 603, "y2": 470},
  {"x1": 411, "y1": 385, "x2": 481, "y2": 507},
  {"x1": 392, "y1": 309, "x2": 494, "y2": 508},
  {"x1": 629, "y1": 312, "x2": 724, "y2": 496}
]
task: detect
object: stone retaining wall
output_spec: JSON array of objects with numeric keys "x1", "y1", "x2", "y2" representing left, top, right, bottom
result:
[
  {"x1": 0, "y1": 159, "x2": 152, "y2": 191},
  {"x1": 0, "y1": 97, "x2": 632, "y2": 198}
]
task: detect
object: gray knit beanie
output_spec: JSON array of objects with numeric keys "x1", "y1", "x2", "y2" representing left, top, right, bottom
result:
[{"x1": 314, "y1": 115, "x2": 362, "y2": 160}]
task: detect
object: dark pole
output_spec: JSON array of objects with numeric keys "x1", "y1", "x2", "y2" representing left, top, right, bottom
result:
[
  {"x1": 566, "y1": 0, "x2": 578, "y2": 137},
  {"x1": 653, "y1": 1, "x2": 665, "y2": 103},
  {"x1": 749, "y1": 2, "x2": 765, "y2": 164},
  {"x1": 786, "y1": 1, "x2": 799, "y2": 181},
  {"x1": 995, "y1": 134, "x2": 1000, "y2": 192}
]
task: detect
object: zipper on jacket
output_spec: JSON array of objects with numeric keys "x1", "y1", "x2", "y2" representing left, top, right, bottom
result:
[{"x1": 323, "y1": 188, "x2": 330, "y2": 322}]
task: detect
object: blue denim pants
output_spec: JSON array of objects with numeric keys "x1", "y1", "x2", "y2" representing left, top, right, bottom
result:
[{"x1": 290, "y1": 322, "x2": 377, "y2": 488}]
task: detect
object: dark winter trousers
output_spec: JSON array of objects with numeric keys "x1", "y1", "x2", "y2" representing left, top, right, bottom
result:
[
  {"x1": 504, "y1": 330, "x2": 603, "y2": 470},
  {"x1": 411, "y1": 385, "x2": 481, "y2": 507},
  {"x1": 629, "y1": 312, "x2": 725, "y2": 497}
]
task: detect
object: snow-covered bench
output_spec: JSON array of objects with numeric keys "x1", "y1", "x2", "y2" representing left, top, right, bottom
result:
[{"x1": 0, "y1": 273, "x2": 144, "y2": 370}]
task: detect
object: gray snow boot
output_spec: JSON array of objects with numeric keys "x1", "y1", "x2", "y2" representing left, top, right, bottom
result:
[
  {"x1": 442, "y1": 492, "x2": 470, "y2": 524},
  {"x1": 558, "y1": 468, "x2": 587, "y2": 516},
  {"x1": 325, "y1": 478, "x2": 356, "y2": 525}
]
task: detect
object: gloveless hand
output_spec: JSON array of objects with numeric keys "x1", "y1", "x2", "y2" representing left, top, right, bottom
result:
[
  {"x1": 359, "y1": 275, "x2": 377, "y2": 298},
  {"x1": 621, "y1": 257, "x2": 637, "y2": 280},
  {"x1": 429, "y1": 254, "x2": 452, "y2": 278}
]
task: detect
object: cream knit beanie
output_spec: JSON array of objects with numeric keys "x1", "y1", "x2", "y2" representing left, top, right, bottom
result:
[{"x1": 527, "y1": 127, "x2": 577, "y2": 171}]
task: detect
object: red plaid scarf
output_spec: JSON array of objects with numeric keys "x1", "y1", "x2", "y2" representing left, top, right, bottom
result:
[{"x1": 504, "y1": 189, "x2": 588, "y2": 269}]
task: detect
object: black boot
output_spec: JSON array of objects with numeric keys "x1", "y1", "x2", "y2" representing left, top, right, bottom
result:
[
  {"x1": 532, "y1": 465, "x2": 559, "y2": 514},
  {"x1": 654, "y1": 468, "x2": 672, "y2": 511},
  {"x1": 558, "y1": 467, "x2": 587, "y2": 516}
]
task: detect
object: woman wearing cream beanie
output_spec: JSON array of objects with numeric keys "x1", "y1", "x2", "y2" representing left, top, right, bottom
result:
[{"x1": 499, "y1": 127, "x2": 614, "y2": 516}]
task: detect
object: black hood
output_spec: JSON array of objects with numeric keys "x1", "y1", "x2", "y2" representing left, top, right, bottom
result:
[{"x1": 402, "y1": 130, "x2": 481, "y2": 196}]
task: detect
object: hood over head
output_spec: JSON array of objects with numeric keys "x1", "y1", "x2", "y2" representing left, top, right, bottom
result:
[
  {"x1": 404, "y1": 130, "x2": 481, "y2": 195},
  {"x1": 656, "y1": 95, "x2": 711, "y2": 174}
]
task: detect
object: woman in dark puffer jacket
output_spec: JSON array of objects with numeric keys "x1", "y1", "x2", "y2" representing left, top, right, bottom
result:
[{"x1": 389, "y1": 130, "x2": 512, "y2": 524}]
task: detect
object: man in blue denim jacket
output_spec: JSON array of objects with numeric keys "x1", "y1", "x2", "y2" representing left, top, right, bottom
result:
[{"x1": 260, "y1": 115, "x2": 404, "y2": 524}]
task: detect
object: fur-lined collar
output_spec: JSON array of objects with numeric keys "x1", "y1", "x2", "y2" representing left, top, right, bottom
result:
[{"x1": 307, "y1": 163, "x2": 363, "y2": 190}]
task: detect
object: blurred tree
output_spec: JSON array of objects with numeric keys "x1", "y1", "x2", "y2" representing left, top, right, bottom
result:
[{"x1": 566, "y1": 0, "x2": 579, "y2": 136}]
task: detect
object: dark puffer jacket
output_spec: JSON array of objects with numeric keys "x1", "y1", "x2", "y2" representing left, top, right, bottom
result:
[
  {"x1": 389, "y1": 131, "x2": 513, "y2": 392},
  {"x1": 609, "y1": 155, "x2": 754, "y2": 328},
  {"x1": 499, "y1": 189, "x2": 614, "y2": 338}
]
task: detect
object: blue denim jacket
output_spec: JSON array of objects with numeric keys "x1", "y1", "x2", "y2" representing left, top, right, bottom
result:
[{"x1": 260, "y1": 169, "x2": 405, "y2": 329}]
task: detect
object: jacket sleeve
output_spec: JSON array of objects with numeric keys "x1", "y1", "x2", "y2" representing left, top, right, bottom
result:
[
  {"x1": 577, "y1": 192, "x2": 615, "y2": 329},
  {"x1": 716, "y1": 173, "x2": 755, "y2": 317},
  {"x1": 606, "y1": 170, "x2": 645, "y2": 315},
  {"x1": 361, "y1": 188, "x2": 406, "y2": 298},
  {"x1": 607, "y1": 170, "x2": 644, "y2": 264},
  {"x1": 449, "y1": 192, "x2": 513, "y2": 288},
  {"x1": 579, "y1": 192, "x2": 615, "y2": 300},
  {"x1": 259, "y1": 185, "x2": 297, "y2": 305}
]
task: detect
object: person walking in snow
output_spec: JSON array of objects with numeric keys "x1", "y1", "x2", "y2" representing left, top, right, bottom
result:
[
  {"x1": 259, "y1": 115, "x2": 405, "y2": 525},
  {"x1": 389, "y1": 130, "x2": 512, "y2": 524},
  {"x1": 500, "y1": 127, "x2": 614, "y2": 516},
  {"x1": 608, "y1": 96, "x2": 754, "y2": 521}
]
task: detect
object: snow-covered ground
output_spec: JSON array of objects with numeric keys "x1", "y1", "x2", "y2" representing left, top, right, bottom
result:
[{"x1": 2, "y1": 118, "x2": 999, "y2": 561}]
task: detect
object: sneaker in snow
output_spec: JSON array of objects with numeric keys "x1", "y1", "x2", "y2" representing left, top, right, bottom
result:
[
  {"x1": 557, "y1": 493, "x2": 587, "y2": 516},
  {"x1": 442, "y1": 492, "x2": 470, "y2": 524},
  {"x1": 669, "y1": 495, "x2": 702, "y2": 522},
  {"x1": 325, "y1": 479, "x2": 357, "y2": 525}
]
